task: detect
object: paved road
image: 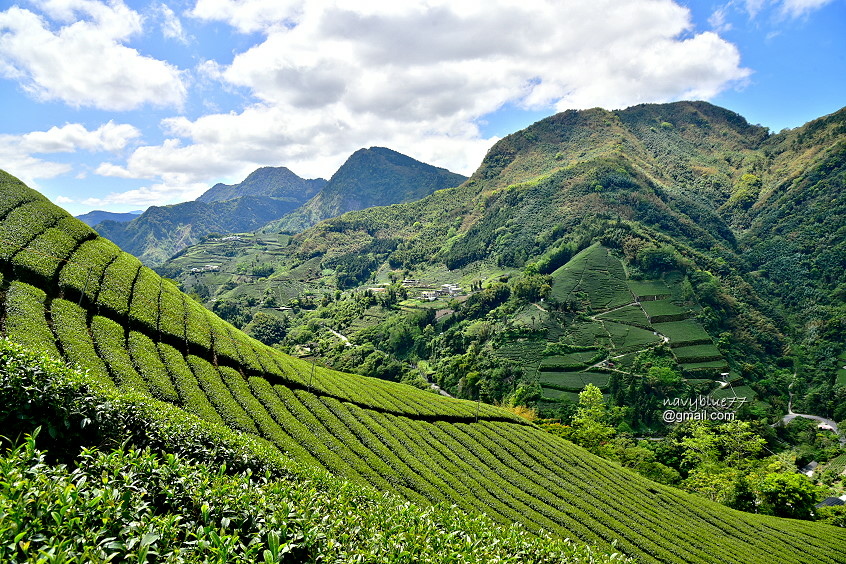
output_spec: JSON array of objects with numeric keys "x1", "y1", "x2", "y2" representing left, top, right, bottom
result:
[{"x1": 778, "y1": 391, "x2": 846, "y2": 446}]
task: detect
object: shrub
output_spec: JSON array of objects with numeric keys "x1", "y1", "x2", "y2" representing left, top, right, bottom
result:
[
  {"x1": 58, "y1": 238, "x2": 122, "y2": 299},
  {"x1": 127, "y1": 331, "x2": 180, "y2": 402},
  {"x1": 12, "y1": 227, "x2": 78, "y2": 280},
  {"x1": 90, "y1": 315, "x2": 150, "y2": 395},
  {"x1": 2, "y1": 281, "x2": 59, "y2": 358},
  {"x1": 49, "y1": 298, "x2": 111, "y2": 384},
  {"x1": 96, "y1": 253, "x2": 142, "y2": 316},
  {"x1": 0, "y1": 201, "x2": 66, "y2": 261},
  {"x1": 129, "y1": 267, "x2": 161, "y2": 331},
  {"x1": 186, "y1": 355, "x2": 258, "y2": 434},
  {"x1": 158, "y1": 281, "x2": 186, "y2": 341}
]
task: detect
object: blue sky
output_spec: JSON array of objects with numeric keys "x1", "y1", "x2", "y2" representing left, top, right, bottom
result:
[{"x1": 0, "y1": 0, "x2": 843, "y2": 215}]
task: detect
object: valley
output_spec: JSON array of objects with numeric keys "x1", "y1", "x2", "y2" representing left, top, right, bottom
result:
[{"x1": 1, "y1": 100, "x2": 845, "y2": 562}]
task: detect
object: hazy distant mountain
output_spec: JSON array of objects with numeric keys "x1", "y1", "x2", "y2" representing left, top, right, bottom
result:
[
  {"x1": 197, "y1": 166, "x2": 327, "y2": 203},
  {"x1": 94, "y1": 167, "x2": 325, "y2": 266},
  {"x1": 75, "y1": 209, "x2": 142, "y2": 226},
  {"x1": 264, "y1": 147, "x2": 468, "y2": 233}
]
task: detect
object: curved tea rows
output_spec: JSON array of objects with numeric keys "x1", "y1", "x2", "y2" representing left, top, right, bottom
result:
[{"x1": 1, "y1": 171, "x2": 845, "y2": 564}]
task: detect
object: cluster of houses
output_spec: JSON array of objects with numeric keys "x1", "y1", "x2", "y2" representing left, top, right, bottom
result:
[
  {"x1": 362, "y1": 281, "x2": 465, "y2": 301},
  {"x1": 420, "y1": 283, "x2": 463, "y2": 301},
  {"x1": 189, "y1": 264, "x2": 220, "y2": 273}
]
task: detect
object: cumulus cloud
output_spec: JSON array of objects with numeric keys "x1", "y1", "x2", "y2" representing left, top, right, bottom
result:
[
  {"x1": 22, "y1": 121, "x2": 141, "y2": 153},
  {"x1": 189, "y1": 0, "x2": 304, "y2": 33},
  {"x1": 0, "y1": 136, "x2": 71, "y2": 186},
  {"x1": 148, "y1": 1, "x2": 747, "y2": 171},
  {"x1": 0, "y1": 0, "x2": 187, "y2": 110},
  {"x1": 81, "y1": 180, "x2": 209, "y2": 207},
  {"x1": 0, "y1": 120, "x2": 140, "y2": 191},
  {"x1": 91, "y1": 0, "x2": 754, "y2": 206}
]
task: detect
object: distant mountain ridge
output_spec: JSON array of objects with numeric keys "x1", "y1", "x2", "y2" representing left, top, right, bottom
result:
[
  {"x1": 95, "y1": 149, "x2": 466, "y2": 266},
  {"x1": 197, "y1": 166, "x2": 327, "y2": 203},
  {"x1": 75, "y1": 209, "x2": 142, "y2": 226},
  {"x1": 264, "y1": 147, "x2": 468, "y2": 233}
]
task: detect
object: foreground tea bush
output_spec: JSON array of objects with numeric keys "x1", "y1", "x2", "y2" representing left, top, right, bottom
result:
[
  {"x1": 0, "y1": 340, "x2": 629, "y2": 564},
  {"x1": 0, "y1": 437, "x2": 632, "y2": 564}
]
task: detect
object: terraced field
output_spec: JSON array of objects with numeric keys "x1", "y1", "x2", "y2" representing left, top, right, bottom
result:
[
  {"x1": 550, "y1": 243, "x2": 633, "y2": 311},
  {"x1": 824, "y1": 453, "x2": 846, "y2": 476},
  {"x1": 640, "y1": 300, "x2": 691, "y2": 323},
  {"x1": 673, "y1": 343, "x2": 723, "y2": 363},
  {"x1": 626, "y1": 279, "x2": 672, "y2": 300},
  {"x1": 651, "y1": 320, "x2": 712, "y2": 347},
  {"x1": 595, "y1": 304, "x2": 652, "y2": 328},
  {"x1": 2, "y1": 173, "x2": 844, "y2": 564}
]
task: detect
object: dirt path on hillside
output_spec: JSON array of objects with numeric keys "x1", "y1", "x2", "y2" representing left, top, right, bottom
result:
[
  {"x1": 587, "y1": 298, "x2": 671, "y2": 366},
  {"x1": 327, "y1": 327, "x2": 352, "y2": 346}
]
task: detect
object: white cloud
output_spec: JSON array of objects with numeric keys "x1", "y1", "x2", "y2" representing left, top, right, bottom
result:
[
  {"x1": 0, "y1": 1, "x2": 187, "y2": 110},
  {"x1": 709, "y1": 6, "x2": 733, "y2": 31},
  {"x1": 22, "y1": 121, "x2": 141, "y2": 153},
  {"x1": 206, "y1": 1, "x2": 751, "y2": 119},
  {"x1": 189, "y1": 0, "x2": 304, "y2": 33},
  {"x1": 155, "y1": 2, "x2": 188, "y2": 43},
  {"x1": 777, "y1": 0, "x2": 836, "y2": 18},
  {"x1": 81, "y1": 180, "x2": 209, "y2": 207},
  {"x1": 0, "y1": 134, "x2": 72, "y2": 189},
  {"x1": 0, "y1": 121, "x2": 142, "y2": 196},
  {"x1": 737, "y1": 0, "x2": 835, "y2": 19},
  {"x1": 55, "y1": 195, "x2": 74, "y2": 203},
  {"x1": 92, "y1": 0, "x2": 754, "y2": 207}
]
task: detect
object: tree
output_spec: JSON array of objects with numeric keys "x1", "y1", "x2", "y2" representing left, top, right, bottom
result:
[
  {"x1": 817, "y1": 505, "x2": 846, "y2": 527},
  {"x1": 680, "y1": 423, "x2": 720, "y2": 469},
  {"x1": 755, "y1": 472, "x2": 825, "y2": 519},
  {"x1": 715, "y1": 420, "x2": 767, "y2": 468},
  {"x1": 569, "y1": 384, "x2": 616, "y2": 454},
  {"x1": 247, "y1": 312, "x2": 287, "y2": 346}
]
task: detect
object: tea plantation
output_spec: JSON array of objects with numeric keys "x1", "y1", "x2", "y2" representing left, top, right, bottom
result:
[{"x1": 1, "y1": 171, "x2": 845, "y2": 563}]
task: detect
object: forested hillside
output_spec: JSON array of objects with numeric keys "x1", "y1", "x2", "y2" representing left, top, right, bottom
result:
[
  {"x1": 164, "y1": 102, "x2": 846, "y2": 429},
  {"x1": 2, "y1": 170, "x2": 844, "y2": 563}
]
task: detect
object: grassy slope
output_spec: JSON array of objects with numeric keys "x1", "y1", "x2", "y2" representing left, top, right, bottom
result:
[{"x1": 1, "y1": 172, "x2": 845, "y2": 564}]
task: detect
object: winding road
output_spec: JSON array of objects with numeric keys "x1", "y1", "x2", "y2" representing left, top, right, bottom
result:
[{"x1": 778, "y1": 389, "x2": 846, "y2": 446}]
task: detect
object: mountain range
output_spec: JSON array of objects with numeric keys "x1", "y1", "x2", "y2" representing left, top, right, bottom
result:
[
  {"x1": 263, "y1": 146, "x2": 468, "y2": 234},
  {"x1": 92, "y1": 147, "x2": 466, "y2": 266},
  {"x1": 75, "y1": 209, "x2": 142, "y2": 226},
  {"x1": 196, "y1": 165, "x2": 327, "y2": 204},
  {"x1": 159, "y1": 100, "x2": 846, "y2": 427}
]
